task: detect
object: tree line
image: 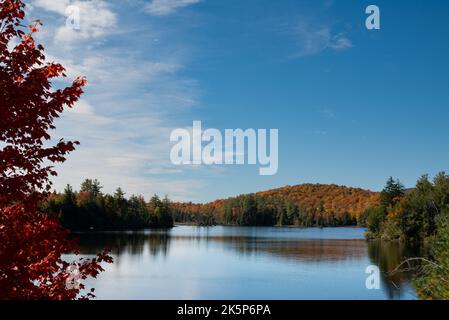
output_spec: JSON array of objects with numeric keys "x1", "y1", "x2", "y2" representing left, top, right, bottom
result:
[
  {"x1": 43, "y1": 179, "x2": 174, "y2": 230},
  {"x1": 365, "y1": 173, "x2": 449, "y2": 241}
]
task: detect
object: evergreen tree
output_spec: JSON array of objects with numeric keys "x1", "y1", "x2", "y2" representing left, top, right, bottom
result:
[
  {"x1": 80, "y1": 179, "x2": 103, "y2": 200},
  {"x1": 60, "y1": 184, "x2": 78, "y2": 229},
  {"x1": 380, "y1": 177, "x2": 405, "y2": 208},
  {"x1": 400, "y1": 175, "x2": 438, "y2": 240}
]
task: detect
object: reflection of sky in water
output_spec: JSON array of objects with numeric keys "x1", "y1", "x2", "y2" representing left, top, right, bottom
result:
[{"x1": 69, "y1": 226, "x2": 419, "y2": 300}]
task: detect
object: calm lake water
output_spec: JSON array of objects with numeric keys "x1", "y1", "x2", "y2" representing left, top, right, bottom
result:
[{"x1": 73, "y1": 226, "x2": 421, "y2": 300}]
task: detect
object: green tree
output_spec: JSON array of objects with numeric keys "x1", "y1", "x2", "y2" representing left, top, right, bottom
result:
[
  {"x1": 433, "y1": 172, "x2": 449, "y2": 211},
  {"x1": 400, "y1": 175, "x2": 438, "y2": 240},
  {"x1": 240, "y1": 195, "x2": 257, "y2": 226},
  {"x1": 148, "y1": 195, "x2": 173, "y2": 228},
  {"x1": 80, "y1": 178, "x2": 103, "y2": 199},
  {"x1": 128, "y1": 195, "x2": 149, "y2": 227},
  {"x1": 415, "y1": 209, "x2": 449, "y2": 299},
  {"x1": 365, "y1": 206, "x2": 387, "y2": 237},
  {"x1": 160, "y1": 196, "x2": 174, "y2": 228},
  {"x1": 114, "y1": 187, "x2": 127, "y2": 220},
  {"x1": 60, "y1": 184, "x2": 79, "y2": 229},
  {"x1": 380, "y1": 177, "x2": 405, "y2": 208}
]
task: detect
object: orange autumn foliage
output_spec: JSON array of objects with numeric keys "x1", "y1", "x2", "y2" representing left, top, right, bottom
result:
[
  {"x1": 256, "y1": 184, "x2": 380, "y2": 220},
  {"x1": 173, "y1": 184, "x2": 380, "y2": 225}
]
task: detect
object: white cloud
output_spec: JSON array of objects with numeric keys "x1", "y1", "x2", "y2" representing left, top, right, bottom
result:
[
  {"x1": 144, "y1": 0, "x2": 201, "y2": 16},
  {"x1": 328, "y1": 33, "x2": 352, "y2": 50},
  {"x1": 67, "y1": 99, "x2": 94, "y2": 115},
  {"x1": 33, "y1": 0, "x2": 117, "y2": 45},
  {"x1": 33, "y1": 0, "x2": 70, "y2": 14},
  {"x1": 31, "y1": 0, "x2": 209, "y2": 201},
  {"x1": 296, "y1": 23, "x2": 352, "y2": 56},
  {"x1": 51, "y1": 111, "x2": 206, "y2": 200}
]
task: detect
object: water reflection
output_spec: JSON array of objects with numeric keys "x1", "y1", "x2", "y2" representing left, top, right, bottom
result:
[
  {"x1": 74, "y1": 226, "x2": 421, "y2": 299},
  {"x1": 76, "y1": 231, "x2": 171, "y2": 257},
  {"x1": 367, "y1": 241, "x2": 422, "y2": 300},
  {"x1": 76, "y1": 229, "x2": 368, "y2": 262}
]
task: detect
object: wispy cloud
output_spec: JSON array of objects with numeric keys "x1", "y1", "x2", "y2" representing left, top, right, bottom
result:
[
  {"x1": 66, "y1": 99, "x2": 95, "y2": 115},
  {"x1": 31, "y1": 0, "x2": 209, "y2": 201},
  {"x1": 295, "y1": 22, "x2": 352, "y2": 56},
  {"x1": 319, "y1": 108, "x2": 335, "y2": 119},
  {"x1": 328, "y1": 33, "x2": 352, "y2": 50},
  {"x1": 144, "y1": 0, "x2": 201, "y2": 16}
]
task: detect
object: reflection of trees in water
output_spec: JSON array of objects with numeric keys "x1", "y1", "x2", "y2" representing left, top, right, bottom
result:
[
  {"x1": 367, "y1": 241, "x2": 423, "y2": 299},
  {"x1": 75, "y1": 232, "x2": 368, "y2": 263},
  {"x1": 227, "y1": 238, "x2": 367, "y2": 262},
  {"x1": 74, "y1": 231, "x2": 172, "y2": 260},
  {"x1": 148, "y1": 233, "x2": 170, "y2": 257},
  {"x1": 75, "y1": 231, "x2": 424, "y2": 299}
]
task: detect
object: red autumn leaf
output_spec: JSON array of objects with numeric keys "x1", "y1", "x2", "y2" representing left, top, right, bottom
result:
[{"x1": 0, "y1": 0, "x2": 112, "y2": 300}]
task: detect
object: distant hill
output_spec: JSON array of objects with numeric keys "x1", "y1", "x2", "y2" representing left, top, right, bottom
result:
[
  {"x1": 255, "y1": 183, "x2": 380, "y2": 217},
  {"x1": 172, "y1": 184, "x2": 380, "y2": 227}
]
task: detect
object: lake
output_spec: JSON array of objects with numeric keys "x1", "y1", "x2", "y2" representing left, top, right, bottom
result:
[{"x1": 72, "y1": 226, "x2": 421, "y2": 300}]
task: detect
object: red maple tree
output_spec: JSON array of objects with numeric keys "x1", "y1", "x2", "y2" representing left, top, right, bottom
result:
[{"x1": 0, "y1": 0, "x2": 112, "y2": 299}]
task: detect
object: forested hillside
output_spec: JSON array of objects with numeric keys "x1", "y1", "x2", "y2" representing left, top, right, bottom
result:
[{"x1": 172, "y1": 184, "x2": 380, "y2": 227}]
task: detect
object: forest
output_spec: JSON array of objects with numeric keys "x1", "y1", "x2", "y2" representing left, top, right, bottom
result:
[
  {"x1": 172, "y1": 184, "x2": 380, "y2": 227},
  {"x1": 363, "y1": 172, "x2": 449, "y2": 299},
  {"x1": 43, "y1": 179, "x2": 174, "y2": 230},
  {"x1": 42, "y1": 182, "x2": 380, "y2": 230}
]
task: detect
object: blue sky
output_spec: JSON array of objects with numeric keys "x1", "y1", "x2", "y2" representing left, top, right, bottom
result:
[{"x1": 27, "y1": 0, "x2": 449, "y2": 202}]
